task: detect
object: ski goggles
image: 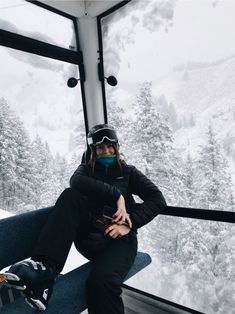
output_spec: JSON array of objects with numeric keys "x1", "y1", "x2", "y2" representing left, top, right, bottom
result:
[{"x1": 87, "y1": 127, "x2": 118, "y2": 146}]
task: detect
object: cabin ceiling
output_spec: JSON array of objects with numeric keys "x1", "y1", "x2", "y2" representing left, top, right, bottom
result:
[{"x1": 39, "y1": 0, "x2": 124, "y2": 17}]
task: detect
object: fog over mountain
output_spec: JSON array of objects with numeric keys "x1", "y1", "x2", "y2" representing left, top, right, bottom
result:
[{"x1": 153, "y1": 55, "x2": 235, "y2": 183}]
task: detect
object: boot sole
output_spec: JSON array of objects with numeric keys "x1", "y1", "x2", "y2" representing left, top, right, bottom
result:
[{"x1": 1, "y1": 270, "x2": 52, "y2": 311}]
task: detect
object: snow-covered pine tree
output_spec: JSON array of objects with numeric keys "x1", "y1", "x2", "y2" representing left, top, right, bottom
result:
[
  {"x1": 40, "y1": 141, "x2": 62, "y2": 207},
  {"x1": 196, "y1": 124, "x2": 233, "y2": 211},
  {"x1": 176, "y1": 124, "x2": 235, "y2": 313},
  {"x1": 182, "y1": 153, "x2": 197, "y2": 207},
  {"x1": 106, "y1": 90, "x2": 132, "y2": 161},
  {"x1": 68, "y1": 152, "x2": 81, "y2": 179},
  {"x1": 68, "y1": 109, "x2": 86, "y2": 154},
  {"x1": 13, "y1": 120, "x2": 36, "y2": 212},
  {"x1": 0, "y1": 98, "x2": 61, "y2": 212},
  {"x1": 120, "y1": 83, "x2": 188, "y2": 272},
  {"x1": 30, "y1": 136, "x2": 59, "y2": 208},
  {"x1": 0, "y1": 98, "x2": 18, "y2": 211},
  {"x1": 129, "y1": 82, "x2": 187, "y2": 205},
  {"x1": 68, "y1": 109, "x2": 86, "y2": 173},
  {"x1": 54, "y1": 153, "x2": 70, "y2": 190}
]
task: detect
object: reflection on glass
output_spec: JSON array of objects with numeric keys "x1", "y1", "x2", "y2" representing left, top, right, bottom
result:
[
  {"x1": 0, "y1": 0, "x2": 76, "y2": 50},
  {"x1": 102, "y1": 0, "x2": 235, "y2": 313},
  {"x1": 0, "y1": 46, "x2": 85, "y2": 215}
]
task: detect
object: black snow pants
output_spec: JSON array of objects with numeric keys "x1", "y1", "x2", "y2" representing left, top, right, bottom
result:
[{"x1": 32, "y1": 187, "x2": 138, "y2": 314}]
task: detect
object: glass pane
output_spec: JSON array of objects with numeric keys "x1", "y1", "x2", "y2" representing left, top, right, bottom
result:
[
  {"x1": 0, "y1": 46, "x2": 85, "y2": 216},
  {"x1": 0, "y1": 0, "x2": 76, "y2": 50},
  {"x1": 102, "y1": 0, "x2": 235, "y2": 211},
  {"x1": 102, "y1": 1, "x2": 235, "y2": 313},
  {"x1": 126, "y1": 217, "x2": 235, "y2": 314}
]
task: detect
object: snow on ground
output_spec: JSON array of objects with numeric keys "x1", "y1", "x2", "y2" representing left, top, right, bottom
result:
[
  {"x1": 62, "y1": 244, "x2": 88, "y2": 274},
  {"x1": 0, "y1": 208, "x2": 14, "y2": 219}
]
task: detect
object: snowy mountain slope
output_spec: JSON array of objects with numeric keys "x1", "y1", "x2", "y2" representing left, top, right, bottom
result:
[
  {"x1": 154, "y1": 56, "x2": 235, "y2": 116},
  {"x1": 153, "y1": 56, "x2": 235, "y2": 181},
  {"x1": 0, "y1": 208, "x2": 14, "y2": 219}
]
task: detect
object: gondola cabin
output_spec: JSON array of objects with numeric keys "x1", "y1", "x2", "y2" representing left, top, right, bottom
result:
[{"x1": 0, "y1": 1, "x2": 235, "y2": 313}]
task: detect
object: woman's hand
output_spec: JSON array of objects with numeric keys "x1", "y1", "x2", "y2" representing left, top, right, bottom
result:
[
  {"x1": 113, "y1": 195, "x2": 132, "y2": 228},
  {"x1": 104, "y1": 224, "x2": 131, "y2": 239}
]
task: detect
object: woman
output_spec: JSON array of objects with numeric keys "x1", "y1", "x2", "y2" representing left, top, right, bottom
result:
[{"x1": 4, "y1": 124, "x2": 167, "y2": 313}]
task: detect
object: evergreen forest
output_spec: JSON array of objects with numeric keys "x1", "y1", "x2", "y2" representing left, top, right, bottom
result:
[{"x1": 0, "y1": 82, "x2": 235, "y2": 313}]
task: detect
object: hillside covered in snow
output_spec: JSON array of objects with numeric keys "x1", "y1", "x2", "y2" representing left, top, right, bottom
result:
[
  {"x1": 153, "y1": 55, "x2": 235, "y2": 182},
  {"x1": 0, "y1": 208, "x2": 13, "y2": 219}
]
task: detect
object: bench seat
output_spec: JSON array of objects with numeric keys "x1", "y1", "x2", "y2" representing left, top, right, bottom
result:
[
  {"x1": 0, "y1": 208, "x2": 151, "y2": 313},
  {"x1": 0, "y1": 252, "x2": 151, "y2": 313}
]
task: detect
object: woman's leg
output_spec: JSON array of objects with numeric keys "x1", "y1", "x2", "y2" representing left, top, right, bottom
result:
[
  {"x1": 86, "y1": 231, "x2": 138, "y2": 314},
  {"x1": 32, "y1": 187, "x2": 92, "y2": 273},
  {"x1": 5, "y1": 187, "x2": 92, "y2": 310}
]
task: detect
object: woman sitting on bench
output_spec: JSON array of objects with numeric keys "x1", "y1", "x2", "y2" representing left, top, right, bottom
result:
[{"x1": 4, "y1": 124, "x2": 166, "y2": 313}]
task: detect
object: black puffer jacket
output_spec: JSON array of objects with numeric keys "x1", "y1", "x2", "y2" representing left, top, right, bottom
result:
[{"x1": 70, "y1": 161, "x2": 166, "y2": 230}]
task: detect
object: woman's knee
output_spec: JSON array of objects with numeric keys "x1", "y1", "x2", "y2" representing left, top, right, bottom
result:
[
  {"x1": 58, "y1": 187, "x2": 88, "y2": 205},
  {"x1": 54, "y1": 188, "x2": 90, "y2": 222},
  {"x1": 61, "y1": 187, "x2": 82, "y2": 198}
]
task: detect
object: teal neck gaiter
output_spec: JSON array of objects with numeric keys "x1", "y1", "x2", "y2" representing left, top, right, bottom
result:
[{"x1": 96, "y1": 155, "x2": 117, "y2": 167}]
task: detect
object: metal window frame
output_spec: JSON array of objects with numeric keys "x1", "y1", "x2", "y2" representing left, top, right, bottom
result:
[
  {"x1": 27, "y1": 0, "x2": 77, "y2": 20},
  {"x1": 163, "y1": 206, "x2": 235, "y2": 224},
  {"x1": 122, "y1": 284, "x2": 204, "y2": 314},
  {"x1": 96, "y1": 1, "x2": 131, "y2": 124},
  {"x1": 0, "y1": 29, "x2": 82, "y2": 65}
]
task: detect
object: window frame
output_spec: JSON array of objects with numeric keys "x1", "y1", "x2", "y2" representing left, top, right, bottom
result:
[{"x1": 96, "y1": 0, "x2": 132, "y2": 124}]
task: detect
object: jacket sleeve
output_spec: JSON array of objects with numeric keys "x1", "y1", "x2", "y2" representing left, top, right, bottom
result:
[
  {"x1": 69, "y1": 164, "x2": 121, "y2": 204},
  {"x1": 129, "y1": 166, "x2": 167, "y2": 230}
]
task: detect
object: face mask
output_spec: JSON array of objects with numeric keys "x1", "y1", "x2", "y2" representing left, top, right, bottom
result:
[{"x1": 96, "y1": 155, "x2": 117, "y2": 167}]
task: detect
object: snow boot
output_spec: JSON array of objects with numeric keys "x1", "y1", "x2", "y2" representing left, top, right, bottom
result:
[{"x1": 2, "y1": 260, "x2": 56, "y2": 310}]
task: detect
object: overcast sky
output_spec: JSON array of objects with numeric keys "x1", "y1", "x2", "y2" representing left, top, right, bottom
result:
[
  {"x1": 1, "y1": 0, "x2": 235, "y2": 82},
  {"x1": 108, "y1": 0, "x2": 235, "y2": 82}
]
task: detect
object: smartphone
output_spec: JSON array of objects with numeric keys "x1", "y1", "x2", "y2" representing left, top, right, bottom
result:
[
  {"x1": 93, "y1": 206, "x2": 116, "y2": 232},
  {"x1": 102, "y1": 205, "x2": 129, "y2": 228},
  {"x1": 102, "y1": 205, "x2": 116, "y2": 220}
]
